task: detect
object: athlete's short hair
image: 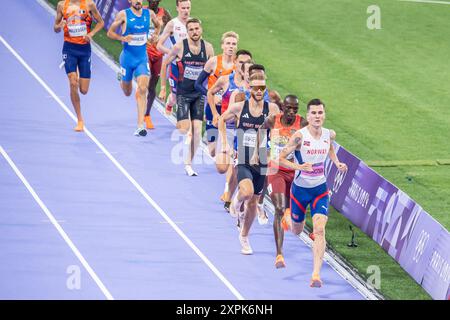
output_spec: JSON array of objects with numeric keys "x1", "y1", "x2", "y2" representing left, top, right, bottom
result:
[
  {"x1": 176, "y1": 0, "x2": 190, "y2": 6},
  {"x1": 307, "y1": 98, "x2": 325, "y2": 111},
  {"x1": 249, "y1": 64, "x2": 265, "y2": 76},
  {"x1": 236, "y1": 49, "x2": 252, "y2": 59},
  {"x1": 284, "y1": 94, "x2": 299, "y2": 103},
  {"x1": 186, "y1": 18, "x2": 201, "y2": 29},
  {"x1": 249, "y1": 72, "x2": 265, "y2": 82},
  {"x1": 221, "y1": 31, "x2": 239, "y2": 44}
]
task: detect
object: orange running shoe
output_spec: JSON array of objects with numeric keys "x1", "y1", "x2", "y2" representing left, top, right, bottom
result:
[
  {"x1": 144, "y1": 115, "x2": 154, "y2": 129},
  {"x1": 74, "y1": 120, "x2": 84, "y2": 132},
  {"x1": 310, "y1": 274, "x2": 322, "y2": 288},
  {"x1": 275, "y1": 254, "x2": 286, "y2": 269},
  {"x1": 281, "y1": 208, "x2": 292, "y2": 231}
]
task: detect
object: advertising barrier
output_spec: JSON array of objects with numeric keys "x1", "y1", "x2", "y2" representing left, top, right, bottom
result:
[
  {"x1": 326, "y1": 144, "x2": 449, "y2": 300},
  {"x1": 93, "y1": 0, "x2": 129, "y2": 30}
]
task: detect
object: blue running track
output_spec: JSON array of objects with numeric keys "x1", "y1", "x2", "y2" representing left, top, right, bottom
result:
[{"x1": 0, "y1": 0, "x2": 363, "y2": 300}]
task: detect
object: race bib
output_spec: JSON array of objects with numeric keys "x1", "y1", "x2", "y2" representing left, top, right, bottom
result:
[
  {"x1": 183, "y1": 65, "x2": 203, "y2": 80},
  {"x1": 243, "y1": 131, "x2": 257, "y2": 148},
  {"x1": 129, "y1": 33, "x2": 148, "y2": 46},
  {"x1": 68, "y1": 23, "x2": 87, "y2": 37},
  {"x1": 301, "y1": 162, "x2": 325, "y2": 178}
]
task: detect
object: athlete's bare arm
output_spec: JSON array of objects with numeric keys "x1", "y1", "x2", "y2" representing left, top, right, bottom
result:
[
  {"x1": 218, "y1": 101, "x2": 244, "y2": 150},
  {"x1": 262, "y1": 114, "x2": 276, "y2": 130},
  {"x1": 279, "y1": 131, "x2": 313, "y2": 171},
  {"x1": 328, "y1": 130, "x2": 348, "y2": 172},
  {"x1": 330, "y1": 130, "x2": 336, "y2": 141},
  {"x1": 205, "y1": 42, "x2": 215, "y2": 60},
  {"x1": 228, "y1": 90, "x2": 240, "y2": 106},
  {"x1": 85, "y1": 0, "x2": 104, "y2": 42},
  {"x1": 156, "y1": 20, "x2": 174, "y2": 54},
  {"x1": 268, "y1": 102, "x2": 281, "y2": 117},
  {"x1": 158, "y1": 41, "x2": 183, "y2": 100},
  {"x1": 207, "y1": 74, "x2": 228, "y2": 125},
  {"x1": 161, "y1": 9, "x2": 172, "y2": 27},
  {"x1": 54, "y1": 1, "x2": 65, "y2": 33},
  {"x1": 203, "y1": 56, "x2": 218, "y2": 74},
  {"x1": 148, "y1": 10, "x2": 162, "y2": 45},
  {"x1": 107, "y1": 11, "x2": 132, "y2": 42},
  {"x1": 221, "y1": 101, "x2": 244, "y2": 123}
]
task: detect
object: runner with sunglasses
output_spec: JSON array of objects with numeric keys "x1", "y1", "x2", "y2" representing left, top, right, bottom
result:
[{"x1": 218, "y1": 73, "x2": 279, "y2": 255}]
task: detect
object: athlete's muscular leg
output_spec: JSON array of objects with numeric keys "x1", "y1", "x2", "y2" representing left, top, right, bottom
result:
[
  {"x1": 291, "y1": 220, "x2": 306, "y2": 236},
  {"x1": 241, "y1": 194, "x2": 259, "y2": 237},
  {"x1": 228, "y1": 167, "x2": 238, "y2": 201},
  {"x1": 136, "y1": 75, "x2": 149, "y2": 128},
  {"x1": 223, "y1": 164, "x2": 236, "y2": 202},
  {"x1": 120, "y1": 80, "x2": 133, "y2": 97},
  {"x1": 78, "y1": 78, "x2": 90, "y2": 95},
  {"x1": 187, "y1": 119, "x2": 202, "y2": 165},
  {"x1": 145, "y1": 74, "x2": 159, "y2": 115},
  {"x1": 312, "y1": 214, "x2": 328, "y2": 277},
  {"x1": 176, "y1": 119, "x2": 191, "y2": 135},
  {"x1": 146, "y1": 56, "x2": 161, "y2": 116},
  {"x1": 68, "y1": 72, "x2": 83, "y2": 122},
  {"x1": 237, "y1": 178, "x2": 254, "y2": 203},
  {"x1": 215, "y1": 127, "x2": 230, "y2": 174},
  {"x1": 208, "y1": 140, "x2": 216, "y2": 158},
  {"x1": 272, "y1": 193, "x2": 288, "y2": 255}
]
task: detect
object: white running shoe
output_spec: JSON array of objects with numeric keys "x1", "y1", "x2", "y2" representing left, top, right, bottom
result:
[
  {"x1": 257, "y1": 203, "x2": 269, "y2": 225},
  {"x1": 134, "y1": 127, "x2": 147, "y2": 137},
  {"x1": 239, "y1": 232, "x2": 253, "y2": 255},
  {"x1": 184, "y1": 165, "x2": 198, "y2": 177}
]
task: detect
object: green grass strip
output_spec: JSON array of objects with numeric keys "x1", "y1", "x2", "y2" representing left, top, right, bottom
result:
[
  {"x1": 367, "y1": 159, "x2": 450, "y2": 167},
  {"x1": 437, "y1": 159, "x2": 450, "y2": 165},
  {"x1": 367, "y1": 159, "x2": 437, "y2": 167}
]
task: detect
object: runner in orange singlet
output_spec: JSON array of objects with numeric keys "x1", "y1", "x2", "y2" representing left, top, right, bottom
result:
[
  {"x1": 54, "y1": 0, "x2": 104, "y2": 132},
  {"x1": 194, "y1": 31, "x2": 238, "y2": 157}
]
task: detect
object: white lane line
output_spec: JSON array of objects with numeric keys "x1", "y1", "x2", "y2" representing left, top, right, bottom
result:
[
  {"x1": 0, "y1": 146, "x2": 113, "y2": 300},
  {"x1": 0, "y1": 35, "x2": 244, "y2": 300},
  {"x1": 398, "y1": 0, "x2": 450, "y2": 5}
]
